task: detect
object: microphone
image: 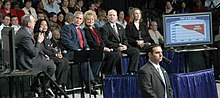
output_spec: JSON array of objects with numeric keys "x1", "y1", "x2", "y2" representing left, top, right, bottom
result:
[
  {"x1": 39, "y1": 28, "x2": 45, "y2": 36},
  {"x1": 162, "y1": 56, "x2": 172, "y2": 64}
]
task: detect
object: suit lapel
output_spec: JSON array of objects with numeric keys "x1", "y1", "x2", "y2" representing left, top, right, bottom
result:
[
  {"x1": 149, "y1": 62, "x2": 166, "y2": 86},
  {"x1": 107, "y1": 23, "x2": 120, "y2": 42}
]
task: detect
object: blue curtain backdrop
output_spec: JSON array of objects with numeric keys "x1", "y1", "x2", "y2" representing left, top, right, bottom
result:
[
  {"x1": 104, "y1": 69, "x2": 218, "y2": 98},
  {"x1": 122, "y1": 51, "x2": 186, "y2": 74}
]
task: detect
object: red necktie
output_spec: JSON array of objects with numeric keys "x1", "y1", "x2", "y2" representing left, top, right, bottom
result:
[
  {"x1": 77, "y1": 27, "x2": 84, "y2": 48},
  {"x1": 91, "y1": 28, "x2": 100, "y2": 45}
]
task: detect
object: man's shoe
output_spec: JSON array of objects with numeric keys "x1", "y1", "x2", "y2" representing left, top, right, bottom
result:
[
  {"x1": 85, "y1": 87, "x2": 98, "y2": 95},
  {"x1": 30, "y1": 85, "x2": 43, "y2": 95}
]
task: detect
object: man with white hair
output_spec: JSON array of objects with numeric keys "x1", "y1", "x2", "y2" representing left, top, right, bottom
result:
[{"x1": 101, "y1": 9, "x2": 140, "y2": 75}]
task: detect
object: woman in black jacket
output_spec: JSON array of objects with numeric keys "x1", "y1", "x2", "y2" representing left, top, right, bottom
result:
[{"x1": 34, "y1": 19, "x2": 70, "y2": 88}]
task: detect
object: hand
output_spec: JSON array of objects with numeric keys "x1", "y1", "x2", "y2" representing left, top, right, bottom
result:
[
  {"x1": 136, "y1": 40, "x2": 144, "y2": 46},
  {"x1": 103, "y1": 47, "x2": 111, "y2": 52},
  {"x1": 44, "y1": 55, "x2": 50, "y2": 60},
  {"x1": 38, "y1": 33, "x2": 44, "y2": 43}
]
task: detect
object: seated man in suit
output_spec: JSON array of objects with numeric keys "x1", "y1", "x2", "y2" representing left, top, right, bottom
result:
[
  {"x1": 61, "y1": 11, "x2": 99, "y2": 95},
  {"x1": 15, "y1": 15, "x2": 56, "y2": 96},
  {"x1": 101, "y1": 9, "x2": 140, "y2": 75}
]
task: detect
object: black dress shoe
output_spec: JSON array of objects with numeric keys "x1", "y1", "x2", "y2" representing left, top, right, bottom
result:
[
  {"x1": 85, "y1": 86, "x2": 98, "y2": 95},
  {"x1": 30, "y1": 85, "x2": 43, "y2": 95}
]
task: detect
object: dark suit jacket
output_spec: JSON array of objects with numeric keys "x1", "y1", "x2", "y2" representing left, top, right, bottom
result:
[
  {"x1": 101, "y1": 22, "x2": 129, "y2": 49},
  {"x1": 61, "y1": 23, "x2": 89, "y2": 60},
  {"x1": 15, "y1": 27, "x2": 45, "y2": 70},
  {"x1": 137, "y1": 62, "x2": 173, "y2": 98},
  {"x1": 83, "y1": 25, "x2": 106, "y2": 50},
  {"x1": 125, "y1": 22, "x2": 154, "y2": 47}
]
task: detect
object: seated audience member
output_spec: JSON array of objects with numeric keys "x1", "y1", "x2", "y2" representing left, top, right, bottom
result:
[
  {"x1": 83, "y1": 10, "x2": 121, "y2": 75},
  {"x1": 137, "y1": 44, "x2": 173, "y2": 98},
  {"x1": 13, "y1": 1, "x2": 25, "y2": 25},
  {"x1": 68, "y1": 0, "x2": 77, "y2": 13},
  {"x1": 164, "y1": 1, "x2": 176, "y2": 14},
  {"x1": 22, "y1": 0, "x2": 38, "y2": 20},
  {"x1": 64, "y1": 12, "x2": 74, "y2": 25},
  {"x1": 148, "y1": 21, "x2": 164, "y2": 45},
  {"x1": 61, "y1": 11, "x2": 99, "y2": 95},
  {"x1": 48, "y1": 12, "x2": 61, "y2": 31},
  {"x1": 15, "y1": 15, "x2": 56, "y2": 96},
  {"x1": 192, "y1": 0, "x2": 208, "y2": 12},
  {"x1": 88, "y1": 2, "x2": 97, "y2": 11},
  {"x1": 116, "y1": 10, "x2": 127, "y2": 29},
  {"x1": 101, "y1": 9, "x2": 140, "y2": 75},
  {"x1": 34, "y1": 19, "x2": 70, "y2": 89},
  {"x1": 0, "y1": 15, "x2": 10, "y2": 40},
  {"x1": 44, "y1": 0, "x2": 61, "y2": 14},
  {"x1": 59, "y1": 0, "x2": 69, "y2": 16},
  {"x1": 177, "y1": 1, "x2": 190, "y2": 14},
  {"x1": 36, "y1": 1, "x2": 49, "y2": 19},
  {"x1": 125, "y1": 8, "x2": 154, "y2": 52},
  {"x1": 75, "y1": 0, "x2": 86, "y2": 12},
  {"x1": 94, "y1": 9, "x2": 107, "y2": 28},
  {"x1": 57, "y1": 12, "x2": 65, "y2": 28},
  {"x1": 0, "y1": 0, "x2": 17, "y2": 17},
  {"x1": 37, "y1": 12, "x2": 47, "y2": 20},
  {"x1": 11, "y1": 16, "x2": 21, "y2": 34}
]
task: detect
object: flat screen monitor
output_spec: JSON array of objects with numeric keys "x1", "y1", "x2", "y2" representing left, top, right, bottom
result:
[{"x1": 163, "y1": 12, "x2": 213, "y2": 48}]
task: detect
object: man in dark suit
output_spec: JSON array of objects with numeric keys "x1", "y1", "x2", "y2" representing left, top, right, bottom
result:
[
  {"x1": 15, "y1": 15, "x2": 56, "y2": 95},
  {"x1": 101, "y1": 9, "x2": 140, "y2": 75},
  {"x1": 61, "y1": 11, "x2": 99, "y2": 95},
  {"x1": 137, "y1": 44, "x2": 173, "y2": 98}
]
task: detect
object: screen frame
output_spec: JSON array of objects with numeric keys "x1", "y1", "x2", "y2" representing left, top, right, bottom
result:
[{"x1": 163, "y1": 12, "x2": 213, "y2": 48}]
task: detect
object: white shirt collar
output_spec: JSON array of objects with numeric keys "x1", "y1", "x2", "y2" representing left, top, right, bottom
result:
[{"x1": 149, "y1": 60, "x2": 160, "y2": 69}]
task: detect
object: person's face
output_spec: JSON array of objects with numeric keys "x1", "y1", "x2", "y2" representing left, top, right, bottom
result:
[
  {"x1": 150, "y1": 22, "x2": 158, "y2": 31},
  {"x1": 25, "y1": 1, "x2": 32, "y2": 9},
  {"x1": 85, "y1": 16, "x2": 95, "y2": 27},
  {"x1": 73, "y1": 14, "x2": 83, "y2": 26},
  {"x1": 11, "y1": 17, "x2": 18, "y2": 25},
  {"x1": 134, "y1": 9, "x2": 141, "y2": 20},
  {"x1": 166, "y1": 1, "x2": 172, "y2": 9},
  {"x1": 58, "y1": 14, "x2": 64, "y2": 21},
  {"x1": 63, "y1": 0, "x2": 69, "y2": 7},
  {"x1": 4, "y1": 1, "x2": 11, "y2": 10},
  {"x1": 107, "y1": 11, "x2": 117, "y2": 23},
  {"x1": 69, "y1": 0, "x2": 76, "y2": 6},
  {"x1": 3, "y1": 16, "x2": 10, "y2": 26},
  {"x1": 118, "y1": 11, "x2": 124, "y2": 19},
  {"x1": 89, "y1": 4, "x2": 97, "y2": 11},
  {"x1": 77, "y1": 1, "x2": 84, "y2": 7},
  {"x1": 37, "y1": 1, "x2": 44, "y2": 9},
  {"x1": 51, "y1": 15, "x2": 58, "y2": 22},
  {"x1": 29, "y1": 16, "x2": 35, "y2": 29},
  {"x1": 67, "y1": 16, "x2": 74, "y2": 23},
  {"x1": 52, "y1": 30, "x2": 60, "y2": 39},
  {"x1": 37, "y1": 13, "x2": 45, "y2": 20},
  {"x1": 181, "y1": 2, "x2": 186, "y2": 9},
  {"x1": 149, "y1": 46, "x2": 163, "y2": 64},
  {"x1": 40, "y1": 20, "x2": 48, "y2": 32}
]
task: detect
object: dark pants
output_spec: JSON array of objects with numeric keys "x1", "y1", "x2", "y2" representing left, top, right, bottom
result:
[
  {"x1": 52, "y1": 57, "x2": 70, "y2": 85},
  {"x1": 121, "y1": 47, "x2": 140, "y2": 73}
]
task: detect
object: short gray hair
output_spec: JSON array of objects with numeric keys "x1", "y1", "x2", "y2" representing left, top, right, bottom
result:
[
  {"x1": 21, "y1": 15, "x2": 32, "y2": 27},
  {"x1": 65, "y1": 12, "x2": 74, "y2": 22},
  {"x1": 73, "y1": 11, "x2": 83, "y2": 18}
]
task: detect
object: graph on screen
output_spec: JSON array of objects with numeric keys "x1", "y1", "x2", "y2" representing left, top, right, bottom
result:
[
  {"x1": 163, "y1": 12, "x2": 212, "y2": 47},
  {"x1": 170, "y1": 19, "x2": 207, "y2": 43}
]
